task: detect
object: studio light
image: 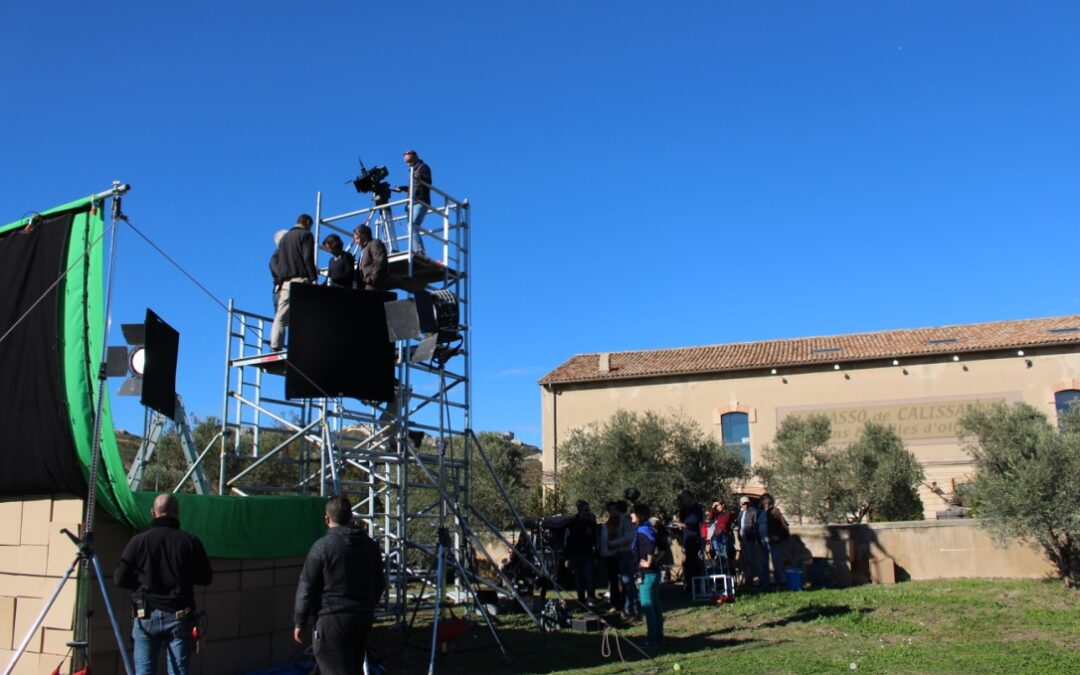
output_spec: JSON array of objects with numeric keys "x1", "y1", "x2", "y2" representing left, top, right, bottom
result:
[{"x1": 115, "y1": 309, "x2": 179, "y2": 419}]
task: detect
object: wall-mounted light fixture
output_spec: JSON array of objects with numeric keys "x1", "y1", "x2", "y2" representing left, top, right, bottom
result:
[
  {"x1": 1017, "y1": 350, "x2": 1025, "y2": 357},
  {"x1": 952, "y1": 355, "x2": 961, "y2": 362},
  {"x1": 892, "y1": 359, "x2": 900, "y2": 366},
  {"x1": 833, "y1": 364, "x2": 840, "y2": 371},
  {"x1": 770, "y1": 368, "x2": 778, "y2": 375}
]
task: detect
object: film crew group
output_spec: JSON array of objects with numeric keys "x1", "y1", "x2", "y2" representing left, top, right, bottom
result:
[
  {"x1": 268, "y1": 217, "x2": 391, "y2": 351},
  {"x1": 113, "y1": 493, "x2": 385, "y2": 675}
]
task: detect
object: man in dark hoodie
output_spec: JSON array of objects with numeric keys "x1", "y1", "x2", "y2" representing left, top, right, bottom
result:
[
  {"x1": 114, "y1": 493, "x2": 213, "y2": 675},
  {"x1": 294, "y1": 494, "x2": 386, "y2": 674}
]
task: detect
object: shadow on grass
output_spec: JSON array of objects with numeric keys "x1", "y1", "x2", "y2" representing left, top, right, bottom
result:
[
  {"x1": 758, "y1": 603, "x2": 872, "y2": 629},
  {"x1": 368, "y1": 618, "x2": 760, "y2": 674}
]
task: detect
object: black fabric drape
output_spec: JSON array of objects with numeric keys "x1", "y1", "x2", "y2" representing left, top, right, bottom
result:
[{"x1": 0, "y1": 211, "x2": 88, "y2": 495}]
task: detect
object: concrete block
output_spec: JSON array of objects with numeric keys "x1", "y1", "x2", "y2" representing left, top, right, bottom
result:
[
  {"x1": 238, "y1": 589, "x2": 275, "y2": 636},
  {"x1": 45, "y1": 524, "x2": 80, "y2": 577},
  {"x1": 0, "y1": 501, "x2": 22, "y2": 545},
  {"x1": 870, "y1": 557, "x2": 896, "y2": 585},
  {"x1": 208, "y1": 571, "x2": 240, "y2": 592},
  {"x1": 14, "y1": 547, "x2": 47, "y2": 577},
  {"x1": 11, "y1": 575, "x2": 44, "y2": 600},
  {"x1": 41, "y1": 580, "x2": 76, "y2": 630},
  {"x1": 273, "y1": 585, "x2": 296, "y2": 631},
  {"x1": 19, "y1": 500, "x2": 51, "y2": 547},
  {"x1": 201, "y1": 592, "x2": 241, "y2": 640},
  {"x1": 40, "y1": 627, "x2": 73, "y2": 656},
  {"x1": 0, "y1": 575, "x2": 17, "y2": 597},
  {"x1": 234, "y1": 634, "x2": 273, "y2": 674},
  {"x1": 211, "y1": 558, "x2": 242, "y2": 572},
  {"x1": 0, "y1": 547, "x2": 19, "y2": 575},
  {"x1": 13, "y1": 597, "x2": 43, "y2": 653},
  {"x1": 6, "y1": 650, "x2": 38, "y2": 675},
  {"x1": 49, "y1": 497, "x2": 84, "y2": 525},
  {"x1": 241, "y1": 569, "x2": 274, "y2": 591},
  {"x1": 274, "y1": 556, "x2": 306, "y2": 568},
  {"x1": 273, "y1": 565, "x2": 301, "y2": 588},
  {"x1": 0, "y1": 595, "x2": 14, "y2": 650}
]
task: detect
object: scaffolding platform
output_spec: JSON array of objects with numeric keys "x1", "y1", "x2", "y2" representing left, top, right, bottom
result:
[{"x1": 387, "y1": 251, "x2": 460, "y2": 291}]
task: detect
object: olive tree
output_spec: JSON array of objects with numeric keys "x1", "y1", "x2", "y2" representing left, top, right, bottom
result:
[
  {"x1": 559, "y1": 410, "x2": 749, "y2": 518},
  {"x1": 958, "y1": 402, "x2": 1080, "y2": 587}
]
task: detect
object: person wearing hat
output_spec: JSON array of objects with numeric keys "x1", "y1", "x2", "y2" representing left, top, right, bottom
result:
[{"x1": 737, "y1": 496, "x2": 760, "y2": 588}]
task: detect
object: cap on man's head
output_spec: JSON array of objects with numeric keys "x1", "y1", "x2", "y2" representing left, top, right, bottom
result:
[{"x1": 739, "y1": 496, "x2": 750, "y2": 505}]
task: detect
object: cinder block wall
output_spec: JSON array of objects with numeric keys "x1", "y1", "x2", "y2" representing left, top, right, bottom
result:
[{"x1": 0, "y1": 496, "x2": 307, "y2": 675}]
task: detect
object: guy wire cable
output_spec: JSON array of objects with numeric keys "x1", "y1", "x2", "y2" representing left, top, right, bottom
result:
[{"x1": 122, "y1": 217, "x2": 341, "y2": 402}]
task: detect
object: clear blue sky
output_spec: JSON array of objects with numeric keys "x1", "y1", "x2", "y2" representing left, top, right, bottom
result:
[{"x1": 2, "y1": 2, "x2": 1078, "y2": 445}]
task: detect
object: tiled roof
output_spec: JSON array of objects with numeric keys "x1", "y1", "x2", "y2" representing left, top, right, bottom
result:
[{"x1": 539, "y1": 315, "x2": 1080, "y2": 385}]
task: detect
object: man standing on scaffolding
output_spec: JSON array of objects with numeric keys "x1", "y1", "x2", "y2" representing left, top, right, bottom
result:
[
  {"x1": 392, "y1": 149, "x2": 431, "y2": 255},
  {"x1": 270, "y1": 214, "x2": 317, "y2": 351},
  {"x1": 353, "y1": 224, "x2": 389, "y2": 291}
]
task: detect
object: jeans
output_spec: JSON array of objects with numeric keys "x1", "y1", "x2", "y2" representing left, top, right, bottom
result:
[
  {"x1": 618, "y1": 551, "x2": 639, "y2": 614},
  {"x1": 639, "y1": 570, "x2": 663, "y2": 646},
  {"x1": 408, "y1": 203, "x2": 429, "y2": 254},
  {"x1": 570, "y1": 554, "x2": 595, "y2": 602},
  {"x1": 759, "y1": 539, "x2": 785, "y2": 588},
  {"x1": 132, "y1": 609, "x2": 191, "y2": 675}
]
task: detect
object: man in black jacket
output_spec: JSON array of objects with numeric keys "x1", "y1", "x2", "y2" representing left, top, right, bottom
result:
[
  {"x1": 114, "y1": 493, "x2": 213, "y2": 675},
  {"x1": 294, "y1": 495, "x2": 385, "y2": 674},
  {"x1": 393, "y1": 149, "x2": 432, "y2": 255},
  {"x1": 270, "y1": 214, "x2": 318, "y2": 350},
  {"x1": 564, "y1": 500, "x2": 598, "y2": 605}
]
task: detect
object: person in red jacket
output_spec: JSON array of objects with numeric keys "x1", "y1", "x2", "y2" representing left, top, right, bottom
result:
[{"x1": 702, "y1": 499, "x2": 735, "y2": 574}]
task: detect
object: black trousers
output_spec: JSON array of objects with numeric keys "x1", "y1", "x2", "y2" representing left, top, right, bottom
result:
[{"x1": 313, "y1": 611, "x2": 374, "y2": 675}]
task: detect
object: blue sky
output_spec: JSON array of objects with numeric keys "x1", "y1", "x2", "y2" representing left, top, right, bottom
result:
[{"x1": 2, "y1": 2, "x2": 1078, "y2": 445}]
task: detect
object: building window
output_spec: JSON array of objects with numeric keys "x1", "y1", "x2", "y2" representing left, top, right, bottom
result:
[
  {"x1": 1055, "y1": 389, "x2": 1080, "y2": 428},
  {"x1": 721, "y1": 412, "x2": 752, "y2": 464}
]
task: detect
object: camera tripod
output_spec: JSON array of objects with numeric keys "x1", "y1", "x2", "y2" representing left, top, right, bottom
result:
[{"x1": 3, "y1": 184, "x2": 135, "y2": 675}]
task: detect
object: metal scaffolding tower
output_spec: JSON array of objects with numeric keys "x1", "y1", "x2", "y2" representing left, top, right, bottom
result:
[{"x1": 218, "y1": 180, "x2": 472, "y2": 622}]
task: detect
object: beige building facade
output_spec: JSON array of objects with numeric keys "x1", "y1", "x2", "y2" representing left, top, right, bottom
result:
[{"x1": 540, "y1": 315, "x2": 1080, "y2": 518}]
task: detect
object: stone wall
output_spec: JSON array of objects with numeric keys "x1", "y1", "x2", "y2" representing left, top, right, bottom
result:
[{"x1": 784, "y1": 518, "x2": 1055, "y2": 586}]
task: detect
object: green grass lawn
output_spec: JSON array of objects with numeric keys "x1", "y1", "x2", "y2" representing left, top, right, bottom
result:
[{"x1": 370, "y1": 578, "x2": 1080, "y2": 674}]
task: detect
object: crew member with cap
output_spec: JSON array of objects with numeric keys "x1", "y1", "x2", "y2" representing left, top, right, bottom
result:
[{"x1": 737, "y1": 496, "x2": 760, "y2": 587}]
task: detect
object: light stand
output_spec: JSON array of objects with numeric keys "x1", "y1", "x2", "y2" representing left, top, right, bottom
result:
[{"x1": 3, "y1": 182, "x2": 135, "y2": 675}]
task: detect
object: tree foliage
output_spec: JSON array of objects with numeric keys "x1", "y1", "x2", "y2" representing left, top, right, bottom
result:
[
  {"x1": 559, "y1": 410, "x2": 749, "y2": 519},
  {"x1": 958, "y1": 402, "x2": 1080, "y2": 587},
  {"x1": 756, "y1": 415, "x2": 924, "y2": 524},
  {"x1": 464, "y1": 432, "x2": 529, "y2": 530}
]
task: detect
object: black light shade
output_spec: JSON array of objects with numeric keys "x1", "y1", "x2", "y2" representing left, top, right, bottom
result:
[
  {"x1": 286, "y1": 284, "x2": 395, "y2": 401},
  {"x1": 141, "y1": 309, "x2": 179, "y2": 419}
]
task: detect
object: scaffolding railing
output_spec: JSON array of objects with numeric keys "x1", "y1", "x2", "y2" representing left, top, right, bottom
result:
[{"x1": 216, "y1": 180, "x2": 472, "y2": 622}]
